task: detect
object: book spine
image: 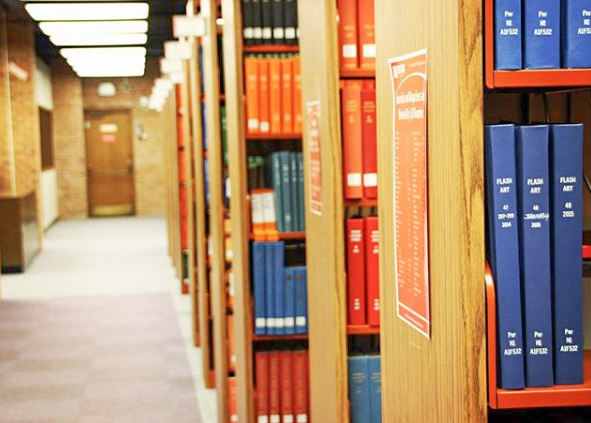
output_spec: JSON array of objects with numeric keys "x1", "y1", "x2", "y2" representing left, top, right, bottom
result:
[
  {"x1": 256, "y1": 352, "x2": 270, "y2": 423},
  {"x1": 341, "y1": 85, "x2": 363, "y2": 199},
  {"x1": 484, "y1": 124, "x2": 525, "y2": 390},
  {"x1": 347, "y1": 218, "x2": 366, "y2": 325},
  {"x1": 368, "y1": 356, "x2": 382, "y2": 423},
  {"x1": 280, "y1": 152, "x2": 294, "y2": 232},
  {"x1": 284, "y1": 0, "x2": 297, "y2": 45},
  {"x1": 269, "y1": 351, "x2": 281, "y2": 423},
  {"x1": 243, "y1": 0, "x2": 254, "y2": 45},
  {"x1": 293, "y1": 57, "x2": 302, "y2": 134},
  {"x1": 295, "y1": 266, "x2": 308, "y2": 334},
  {"x1": 221, "y1": 105, "x2": 228, "y2": 165},
  {"x1": 272, "y1": 0, "x2": 285, "y2": 44},
  {"x1": 516, "y1": 125, "x2": 554, "y2": 387},
  {"x1": 290, "y1": 152, "x2": 300, "y2": 232},
  {"x1": 253, "y1": 0, "x2": 263, "y2": 44},
  {"x1": 284, "y1": 267, "x2": 296, "y2": 335},
  {"x1": 293, "y1": 351, "x2": 309, "y2": 423},
  {"x1": 265, "y1": 242, "x2": 277, "y2": 335},
  {"x1": 229, "y1": 377, "x2": 239, "y2": 422},
  {"x1": 271, "y1": 152, "x2": 285, "y2": 232},
  {"x1": 494, "y1": 0, "x2": 522, "y2": 70},
  {"x1": 365, "y1": 216, "x2": 379, "y2": 327},
  {"x1": 281, "y1": 58, "x2": 294, "y2": 134},
  {"x1": 550, "y1": 124, "x2": 584, "y2": 385},
  {"x1": 270, "y1": 58, "x2": 282, "y2": 134},
  {"x1": 296, "y1": 152, "x2": 305, "y2": 231},
  {"x1": 523, "y1": 0, "x2": 561, "y2": 69},
  {"x1": 262, "y1": 0, "x2": 273, "y2": 44},
  {"x1": 280, "y1": 351, "x2": 294, "y2": 423},
  {"x1": 563, "y1": 0, "x2": 591, "y2": 68},
  {"x1": 227, "y1": 315, "x2": 237, "y2": 373},
  {"x1": 251, "y1": 190, "x2": 266, "y2": 238},
  {"x1": 361, "y1": 88, "x2": 377, "y2": 199},
  {"x1": 246, "y1": 57, "x2": 260, "y2": 134},
  {"x1": 253, "y1": 242, "x2": 267, "y2": 335},
  {"x1": 337, "y1": 0, "x2": 359, "y2": 69},
  {"x1": 348, "y1": 356, "x2": 370, "y2": 423},
  {"x1": 259, "y1": 59, "x2": 271, "y2": 133},
  {"x1": 274, "y1": 242, "x2": 286, "y2": 335},
  {"x1": 357, "y1": 0, "x2": 375, "y2": 69},
  {"x1": 262, "y1": 189, "x2": 279, "y2": 233}
]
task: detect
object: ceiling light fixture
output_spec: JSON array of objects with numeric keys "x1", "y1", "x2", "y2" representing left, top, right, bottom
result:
[
  {"x1": 60, "y1": 46, "x2": 146, "y2": 60},
  {"x1": 39, "y1": 20, "x2": 148, "y2": 36},
  {"x1": 50, "y1": 33, "x2": 147, "y2": 46},
  {"x1": 25, "y1": 3, "x2": 149, "y2": 21}
]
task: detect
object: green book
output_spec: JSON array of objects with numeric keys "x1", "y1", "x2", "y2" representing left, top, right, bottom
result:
[
  {"x1": 289, "y1": 152, "x2": 299, "y2": 231},
  {"x1": 280, "y1": 151, "x2": 293, "y2": 232},
  {"x1": 297, "y1": 152, "x2": 305, "y2": 231},
  {"x1": 269, "y1": 152, "x2": 285, "y2": 232}
]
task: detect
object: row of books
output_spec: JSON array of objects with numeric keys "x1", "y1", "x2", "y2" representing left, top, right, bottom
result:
[
  {"x1": 341, "y1": 81, "x2": 377, "y2": 200},
  {"x1": 495, "y1": 0, "x2": 591, "y2": 70},
  {"x1": 256, "y1": 349, "x2": 309, "y2": 423},
  {"x1": 347, "y1": 217, "x2": 380, "y2": 326},
  {"x1": 337, "y1": 0, "x2": 375, "y2": 70},
  {"x1": 485, "y1": 123, "x2": 584, "y2": 389},
  {"x1": 253, "y1": 242, "x2": 308, "y2": 335},
  {"x1": 245, "y1": 55, "x2": 302, "y2": 135},
  {"x1": 242, "y1": 0, "x2": 299, "y2": 46},
  {"x1": 348, "y1": 355, "x2": 381, "y2": 423},
  {"x1": 249, "y1": 151, "x2": 305, "y2": 233}
]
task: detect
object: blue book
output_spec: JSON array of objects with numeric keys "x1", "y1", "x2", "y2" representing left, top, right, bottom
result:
[
  {"x1": 201, "y1": 102, "x2": 208, "y2": 151},
  {"x1": 563, "y1": 0, "x2": 591, "y2": 68},
  {"x1": 284, "y1": 267, "x2": 297, "y2": 335},
  {"x1": 273, "y1": 242, "x2": 285, "y2": 335},
  {"x1": 264, "y1": 242, "x2": 276, "y2": 335},
  {"x1": 252, "y1": 242, "x2": 267, "y2": 335},
  {"x1": 550, "y1": 124, "x2": 584, "y2": 385},
  {"x1": 368, "y1": 356, "x2": 382, "y2": 423},
  {"x1": 516, "y1": 125, "x2": 554, "y2": 387},
  {"x1": 297, "y1": 152, "x2": 305, "y2": 231},
  {"x1": 294, "y1": 266, "x2": 308, "y2": 334},
  {"x1": 348, "y1": 356, "x2": 370, "y2": 423},
  {"x1": 204, "y1": 158, "x2": 210, "y2": 207},
  {"x1": 485, "y1": 125, "x2": 526, "y2": 390},
  {"x1": 523, "y1": 0, "x2": 561, "y2": 69},
  {"x1": 494, "y1": 0, "x2": 523, "y2": 69}
]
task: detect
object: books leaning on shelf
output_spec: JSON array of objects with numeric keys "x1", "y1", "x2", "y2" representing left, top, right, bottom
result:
[
  {"x1": 245, "y1": 55, "x2": 302, "y2": 135},
  {"x1": 337, "y1": 0, "x2": 375, "y2": 70},
  {"x1": 348, "y1": 355, "x2": 381, "y2": 423},
  {"x1": 252, "y1": 241, "x2": 308, "y2": 336},
  {"x1": 346, "y1": 216, "x2": 380, "y2": 327},
  {"x1": 485, "y1": 123, "x2": 584, "y2": 389},
  {"x1": 256, "y1": 350, "x2": 309, "y2": 423},
  {"x1": 242, "y1": 0, "x2": 299, "y2": 46},
  {"x1": 494, "y1": 0, "x2": 591, "y2": 70}
]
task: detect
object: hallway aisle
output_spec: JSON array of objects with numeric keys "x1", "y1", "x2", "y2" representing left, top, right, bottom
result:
[{"x1": 0, "y1": 217, "x2": 217, "y2": 423}]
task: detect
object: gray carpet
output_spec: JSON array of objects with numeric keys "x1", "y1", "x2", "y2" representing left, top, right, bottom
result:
[{"x1": 0, "y1": 292, "x2": 202, "y2": 423}]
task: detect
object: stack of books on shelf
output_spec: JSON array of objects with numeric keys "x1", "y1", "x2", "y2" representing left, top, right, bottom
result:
[
  {"x1": 252, "y1": 241, "x2": 308, "y2": 336},
  {"x1": 348, "y1": 355, "x2": 381, "y2": 423},
  {"x1": 245, "y1": 55, "x2": 302, "y2": 136},
  {"x1": 341, "y1": 80, "x2": 377, "y2": 200},
  {"x1": 346, "y1": 217, "x2": 380, "y2": 327},
  {"x1": 494, "y1": 0, "x2": 591, "y2": 70},
  {"x1": 242, "y1": 0, "x2": 299, "y2": 46},
  {"x1": 485, "y1": 123, "x2": 584, "y2": 389},
  {"x1": 337, "y1": 0, "x2": 375, "y2": 70},
  {"x1": 255, "y1": 349, "x2": 309, "y2": 423}
]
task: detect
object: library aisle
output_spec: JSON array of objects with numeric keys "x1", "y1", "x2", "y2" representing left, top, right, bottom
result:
[{"x1": 0, "y1": 217, "x2": 217, "y2": 423}]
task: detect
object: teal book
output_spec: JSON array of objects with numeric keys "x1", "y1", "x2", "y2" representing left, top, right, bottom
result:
[
  {"x1": 221, "y1": 105, "x2": 228, "y2": 166},
  {"x1": 297, "y1": 152, "x2": 305, "y2": 231},
  {"x1": 280, "y1": 152, "x2": 293, "y2": 232},
  {"x1": 269, "y1": 152, "x2": 285, "y2": 232},
  {"x1": 290, "y1": 152, "x2": 299, "y2": 231}
]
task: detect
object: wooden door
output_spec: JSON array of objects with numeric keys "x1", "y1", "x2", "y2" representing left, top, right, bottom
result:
[{"x1": 85, "y1": 110, "x2": 135, "y2": 217}]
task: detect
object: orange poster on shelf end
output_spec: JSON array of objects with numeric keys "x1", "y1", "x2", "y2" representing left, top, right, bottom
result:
[
  {"x1": 306, "y1": 101, "x2": 322, "y2": 216},
  {"x1": 388, "y1": 49, "x2": 430, "y2": 338}
]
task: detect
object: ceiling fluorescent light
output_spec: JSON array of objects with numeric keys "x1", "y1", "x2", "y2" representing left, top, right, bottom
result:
[
  {"x1": 50, "y1": 33, "x2": 147, "y2": 46},
  {"x1": 76, "y1": 68, "x2": 145, "y2": 77},
  {"x1": 39, "y1": 20, "x2": 148, "y2": 36},
  {"x1": 61, "y1": 46, "x2": 146, "y2": 60},
  {"x1": 25, "y1": 3, "x2": 149, "y2": 21},
  {"x1": 72, "y1": 62, "x2": 145, "y2": 74}
]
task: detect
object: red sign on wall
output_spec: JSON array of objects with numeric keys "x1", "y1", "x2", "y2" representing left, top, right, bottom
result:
[{"x1": 306, "y1": 100, "x2": 323, "y2": 216}]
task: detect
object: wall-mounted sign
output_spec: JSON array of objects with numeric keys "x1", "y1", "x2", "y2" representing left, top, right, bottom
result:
[
  {"x1": 101, "y1": 134, "x2": 117, "y2": 143},
  {"x1": 388, "y1": 49, "x2": 430, "y2": 338},
  {"x1": 99, "y1": 123, "x2": 118, "y2": 133},
  {"x1": 173, "y1": 15, "x2": 206, "y2": 38},
  {"x1": 164, "y1": 41, "x2": 193, "y2": 61},
  {"x1": 306, "y1": 101, "x2": 323, "y2": 216},
  {"x1": 160, "y1": 58, "x2": 183, "y2": 75}
]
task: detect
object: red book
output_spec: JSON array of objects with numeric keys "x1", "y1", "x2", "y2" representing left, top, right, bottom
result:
[
  {"x1": 341, "y1": 85, "x2": 363, "y2": 199},
  {"x1": 363, "y1": 78, "x2": 376, "y2": 90},
  {"x1": 269, "y1": 58, "x2": 282, "y2": 134},
  {"x1": 293, "y1": 351, "x2": 309, "y2": 423},
  {"x1": 293, "y1": 57, "x2": 302, "y2": 134},
  {"x1": 269, "y1": 351, "x2": 281, "y2": 423},
  {"x1": 361, "y1": 88, "x2": 377, "y2": 199},
  {"x1": 245, "y1": 57, "x2": 260, "y2": 134},
  {"x1": 365, "y1": 216, "x2": 380, "y2": 326},
  {"x1": 357, "y1": 0, "x2": 375, "y2": 69},
  {"x1": 228, "y1": 377, "x2": 238, "y2": 422},
  {"x1": 337, "y1": 0, "x2": 359, "y2": 70},
  {"x1": 256, "y1": 352, "x2": 270, "y2": 423},
  {"x1": 178, "y1": 151, "x2": 187, "y2": 182},
  {"x1": 259, "y1": 59, "x2": 271, "y2": 133},
  {"x1": 346, "y1": 218, "x2": 366, "y2": 325},
  {"x1": 281, "y1": 58, "x2": 293, "y2": 134},
  {"x1": 280, "y1": 351, "x2": 294, "y2": 423}
]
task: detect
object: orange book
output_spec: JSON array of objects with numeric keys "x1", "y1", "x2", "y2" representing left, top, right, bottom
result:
[
  {"x1": 341, "y1": 84, "x2": 363, "y2": 199},
  {"x1": 227, "y1": 315, "x2": 236, "y2": 373},
  {"x1": 228, "y1": 377, "x2": 238, "y2": 422},
  {"x1": 245, "y1": 57, "x2": 260, "y2": 134},
  {"x1": 258, "y1": 58, "x2": 270, "y2": 133},
  {"x1": 293, "y1": 57, "x2": 302, "y2": 134},
  {"x1": 269, "y1": 58, "x2": 282, "y2": 134},
  {"x1": 281, "y1": 57, "x2": 293, "y2": 134},
  {"x1": 363, "y1": 78, "x2": 376, "y2": 90},
  {"x1": 358, "y1": 0, "x2": 375, "y2": 69},
  {"x1": 337, "y1": 0, "x2": 359, "y2": 70}
]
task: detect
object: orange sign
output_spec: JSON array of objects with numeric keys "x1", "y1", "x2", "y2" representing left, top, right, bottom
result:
[
  {"x1": 306, "y1": 101, "x2": 323, "y2": 216},
  {"x1": 388, "y1": 49, "x2": 430, "y2": 338}
]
